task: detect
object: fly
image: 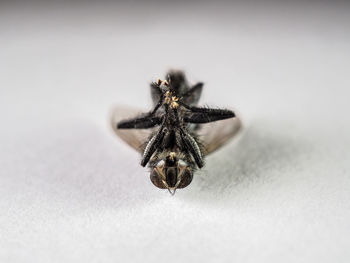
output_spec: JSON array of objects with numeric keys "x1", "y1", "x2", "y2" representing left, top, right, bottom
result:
[{"x1": 111, "y1": 71, "x2": 241, "y2": 195}]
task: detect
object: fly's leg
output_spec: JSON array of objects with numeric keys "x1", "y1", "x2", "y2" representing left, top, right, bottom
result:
[
  {"x1": 173, "y1": 107, "x2": 204, "y2": 168},
  {"x1": 179, "y1": 102, "x2": 235, "y2": 124},
  {"x1": 117, "y1": 116, "x2": 162, "y2": 129},
  {"x1": 180, "y1": 128, "x2": 204, "y2": 168},
  {"x1": 141, "y1": 122, "x2": 166, "y2": 167},
  {"x1": 118, "y1": 85, "x2": 164, "y2": 129},
  {"x1": 149, "y1": 92, "x2": 163, "y2": 116}
]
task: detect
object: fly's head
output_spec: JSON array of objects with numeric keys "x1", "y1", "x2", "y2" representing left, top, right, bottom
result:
[{"x1": 149, "y1": 152, "x2": 193, "y2": 195}]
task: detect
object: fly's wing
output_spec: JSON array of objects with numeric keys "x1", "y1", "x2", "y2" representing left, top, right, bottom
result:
[
  {"x1": 110, "y1": 106, "x2": 152, "y2": 153},
  {"x1": 182, "y1": 82, "x2": 203, "y2": 106},
  {"x1": 150, "y1": 82, "x2": 162, "y2": 106},
  {"x1": 197, "y1": 116, "x2": 242, "y2": 155}
]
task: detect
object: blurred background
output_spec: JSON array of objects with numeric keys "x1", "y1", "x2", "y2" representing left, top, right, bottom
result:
[{"x1": 1, "y1": 0, "x2": 349, "y2": 262}]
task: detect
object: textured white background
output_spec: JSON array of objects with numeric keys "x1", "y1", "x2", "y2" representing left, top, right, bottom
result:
[{"x1": 1, "y1": 1, "x2": 350, "y2": 262}]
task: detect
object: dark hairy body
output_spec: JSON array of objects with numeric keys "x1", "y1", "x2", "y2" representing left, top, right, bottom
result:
[{"x1": 116, "y1": 71, "x2": 238, "y2": 194}]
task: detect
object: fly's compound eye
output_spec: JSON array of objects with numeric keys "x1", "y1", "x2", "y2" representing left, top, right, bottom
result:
[
  {"x1": 177, "y1": 168, "x2": 193, "y2": 189},
  {"x1": 150, "y1": 168, "x2": 167, "y2": 189}
]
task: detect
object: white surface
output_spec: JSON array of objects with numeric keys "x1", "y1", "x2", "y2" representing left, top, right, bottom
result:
[{"x1": 1, "y1": 1, "x2": 350, "y2": 262}]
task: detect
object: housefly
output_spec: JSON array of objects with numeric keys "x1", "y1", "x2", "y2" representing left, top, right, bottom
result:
[{"x1": 111, "y1": 71, "x2": 241, "y2": 194}]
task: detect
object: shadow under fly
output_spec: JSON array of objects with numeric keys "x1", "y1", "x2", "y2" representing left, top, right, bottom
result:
[
  {"x1": 111, "y1": 70, "x2": 241, "y2": 195},
  {"x1": 186, "y1": 120, "x2": 309, "y2": 200}
]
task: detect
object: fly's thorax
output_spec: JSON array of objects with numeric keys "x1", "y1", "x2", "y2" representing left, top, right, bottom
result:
[
  {"x1": 163, "y1": 110, "x2": 184, "y2": 129},
  {"x1": 164, "y1": 91, "x2": 179, "y2": 109}
]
